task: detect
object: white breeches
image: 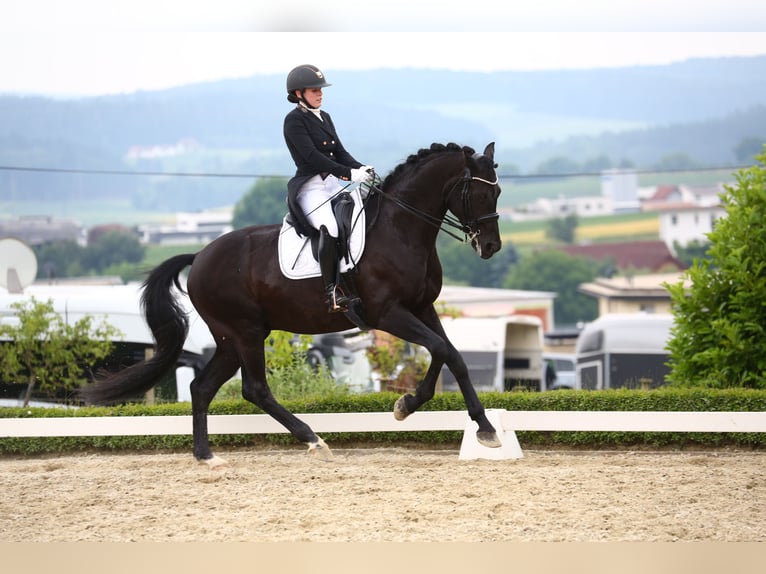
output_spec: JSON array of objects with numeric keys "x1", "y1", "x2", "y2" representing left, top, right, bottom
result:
[{"x1": 297, "y1": 174, "x2": 343, "y2": 237}]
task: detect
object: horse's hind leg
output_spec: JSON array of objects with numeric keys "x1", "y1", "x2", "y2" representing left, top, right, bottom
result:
[
  {"x1": 238, "y1": 334, "x2": 333, "y2": 460},
  {"x1": 190, "y1": 348, "x2": 240, "y2": 468}
]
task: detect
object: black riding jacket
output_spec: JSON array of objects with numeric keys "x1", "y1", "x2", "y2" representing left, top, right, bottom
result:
[{"x1": 283, "y1": 105, "x2": 362, "y2": 235}]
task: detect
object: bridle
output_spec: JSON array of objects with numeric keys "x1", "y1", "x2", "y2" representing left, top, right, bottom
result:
[
  {"x1": 447, "y1": 168, "x2": 500, "y2": 240},
  {"x1": 368, "y1": 167, "x2": 500, "y2": 244}
]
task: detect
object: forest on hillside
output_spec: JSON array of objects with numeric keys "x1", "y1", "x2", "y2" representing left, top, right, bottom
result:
[{"x1": 1, "y1": 56, "x2": 765, "y2": 212}]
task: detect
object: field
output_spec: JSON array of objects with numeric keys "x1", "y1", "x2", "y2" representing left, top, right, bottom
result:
[{"x1": 500, "y1": 211, "x2": 660, "y2": 246}]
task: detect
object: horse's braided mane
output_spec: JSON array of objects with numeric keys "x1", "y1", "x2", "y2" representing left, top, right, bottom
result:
[{"x1": 382, "y1": 142, "x2": 476, "y2": 189}]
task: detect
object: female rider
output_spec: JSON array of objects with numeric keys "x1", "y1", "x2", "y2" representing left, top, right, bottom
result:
[{"x1": 283, "y1": 64, "x2": 373, "y2": 312}]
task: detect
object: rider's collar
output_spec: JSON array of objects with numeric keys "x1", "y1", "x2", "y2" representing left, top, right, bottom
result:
[{"x1": 298, "y1": 101, "x2": 323, "y2": 120}]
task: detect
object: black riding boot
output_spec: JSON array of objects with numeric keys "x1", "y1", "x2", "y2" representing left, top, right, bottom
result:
[{"x1": 318, "y1": 225, "x2": 349, "y2": 312}]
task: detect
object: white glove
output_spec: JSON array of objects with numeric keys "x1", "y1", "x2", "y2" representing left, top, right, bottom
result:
[
  {"x1": 361, "y1": 165, "x2": 375, "y2": 175},
  {"x1": 350, "y1": 167, "x2": 372, "y2": 183}
]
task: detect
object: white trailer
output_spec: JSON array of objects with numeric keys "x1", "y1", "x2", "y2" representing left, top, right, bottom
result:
[
  {"x1": 575, "y1": 313, "x2": 674, "y2": 390},
  {"x1": 0, "y1": 283, "x2": 215, "y2": 358},
  {"x1": 439, "y1": 315, "x2": 545, "y2": 392},
  {"x1": 0, "y1": 283, "x2": 217, "y2": 403}
]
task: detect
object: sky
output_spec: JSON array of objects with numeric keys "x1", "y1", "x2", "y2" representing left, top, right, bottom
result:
[{"x1": 2, "y1": 1, "x2": 766, "y2": 97}]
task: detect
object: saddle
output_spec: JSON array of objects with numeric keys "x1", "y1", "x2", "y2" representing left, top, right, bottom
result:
[{"x1": 279, "y1": 188, "x2": 370, "y2": 330}]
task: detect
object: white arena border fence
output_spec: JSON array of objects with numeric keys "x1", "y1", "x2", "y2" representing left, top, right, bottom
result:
[{"x1": 2, "y1": 410, "x2": 765, "y2": 460}]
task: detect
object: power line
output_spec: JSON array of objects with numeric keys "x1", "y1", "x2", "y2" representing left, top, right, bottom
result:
[
  {"x1": 503, "y1": 164, "x2": 751, "y2": 180},
  {"x1": 0, "y1": 165, "x2": 269, "y2": 178},
  {"x1": 0, "y1": 163, "x2": 754, "y2": 180}
]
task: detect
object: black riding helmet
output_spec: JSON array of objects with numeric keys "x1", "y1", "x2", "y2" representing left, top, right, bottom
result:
[{"x1": 286, "y1": 64, "x2": 332, "y2": 104}]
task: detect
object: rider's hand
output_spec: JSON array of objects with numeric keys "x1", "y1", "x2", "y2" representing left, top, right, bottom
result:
[
  {"x1": 361, "y1": 165, "x2": 375, "y2": 175},
  {"x1": 350, "y1": 167, "x2": 372, "y2": 183}
]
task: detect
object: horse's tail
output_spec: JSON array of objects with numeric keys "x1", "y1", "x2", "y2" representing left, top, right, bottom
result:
[{"x1": 78, "y1": 253, "x2": 197, "y2": 405}]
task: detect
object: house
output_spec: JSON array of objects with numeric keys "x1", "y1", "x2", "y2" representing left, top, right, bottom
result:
[
  {"x1": 436, "y1": 285, "x2": 557, "y2": 332},
  {"x1": 638, "y1": 182, "x2": 728, "y2": 253},
  {"x1": 577, "y1": 271, "x2": 686, "y2": 316},
  {"x1": 137, "y1": 208, "x2": 233, "y2": 245},
  {"x1": 0, "y1": 216, "x2": 86, "y2": 246},
  {"x1": 642, "y1": 183, "x2": 725, "y2": 211},
  {"x1": 510, "y1": 195, "x2": 614, "y2": 221},
  {"x1": 558, "y1": 240, "x2": 686, "y2": 274},
  {"x1": 657, "y1": 204, "x2": 726, "y2": 254}
]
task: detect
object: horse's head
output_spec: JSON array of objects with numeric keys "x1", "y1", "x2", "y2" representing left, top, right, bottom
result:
[
  {"x1": 378, "y1": 141, "x2": 502, "y2": 259},
  {"x1": 449, "y1": 142, "x2": 502, "y2": 259}
]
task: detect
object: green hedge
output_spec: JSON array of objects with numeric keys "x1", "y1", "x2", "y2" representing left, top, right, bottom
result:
[{"x1": 1, "y1": 388, "x2": 764, "y2": 456}]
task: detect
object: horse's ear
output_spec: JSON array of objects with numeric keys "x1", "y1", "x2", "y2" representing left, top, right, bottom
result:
[{"x1": 483, "y1": 142, "x2": 495, "y2": 161}]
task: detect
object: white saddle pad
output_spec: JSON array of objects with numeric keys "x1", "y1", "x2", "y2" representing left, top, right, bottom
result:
[{"x1": 278, "y1": 187, "x2": 367, "y2": 280}]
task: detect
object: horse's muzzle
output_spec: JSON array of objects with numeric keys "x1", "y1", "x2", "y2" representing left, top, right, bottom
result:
[{"x1": 471, "y1": 234, "x2": 501, "y2": 259}]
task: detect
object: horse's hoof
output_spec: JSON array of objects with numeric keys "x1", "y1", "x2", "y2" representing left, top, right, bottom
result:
[
  {"x1": 307, "y1": 437, "x2": 333, "y2": 461},
  {"x1": 393, "y1": 395, "x2": 411, "y2": 421},
  {"x1": 198, "y1": 454, "x2": 229, "y2": 469},
  {"x1": 477, "y1": 431, "x2": 502, "y2": 448}
]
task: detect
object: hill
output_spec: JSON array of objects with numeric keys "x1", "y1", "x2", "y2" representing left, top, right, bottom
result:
[{"x1": 1, "y1": 55, "x2": 765, "y2": 213}]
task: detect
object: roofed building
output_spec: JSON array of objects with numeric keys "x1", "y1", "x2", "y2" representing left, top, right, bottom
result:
[
  {"x1": 558, "y1": 240, "x2": 686, "y2": 273},
  {"x1": 577, "y1": 271, "x2": 687, "y2": 316}
]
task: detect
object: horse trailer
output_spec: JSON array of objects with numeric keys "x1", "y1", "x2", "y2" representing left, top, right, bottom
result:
[
  {"x1": 439, "y1": 315, "x2": 545, "y2": 392},
  {"x1": 575, "y1": 313, "x2": 674, "y2": 390}
]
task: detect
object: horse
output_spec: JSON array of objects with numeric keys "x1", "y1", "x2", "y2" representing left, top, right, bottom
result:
[{"x1": 79, "y1": 141, "x2": 504, "y2": 468}]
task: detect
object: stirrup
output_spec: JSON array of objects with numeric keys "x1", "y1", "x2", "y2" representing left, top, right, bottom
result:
[{"x1": 326, "y1": 285, "x2": 350, "y2": 313}]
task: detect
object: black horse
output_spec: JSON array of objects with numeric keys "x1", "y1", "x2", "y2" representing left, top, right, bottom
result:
[{"x1": 80, "y1": 142, "x2": 503, "y2": 467}]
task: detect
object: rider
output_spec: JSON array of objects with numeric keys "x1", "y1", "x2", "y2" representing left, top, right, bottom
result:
[{"x1": 283, "y1": 64, "x2": 374, "y2": 313}]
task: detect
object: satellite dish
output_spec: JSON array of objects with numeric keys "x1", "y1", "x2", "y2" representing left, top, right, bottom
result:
[{"x1": 0, "y1": 237, "x2": 38, "y2": 293}]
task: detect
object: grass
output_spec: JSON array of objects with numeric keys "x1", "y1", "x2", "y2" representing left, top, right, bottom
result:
[{"x1": 142, "y1": 243, "x2": 206, "y2": 267}]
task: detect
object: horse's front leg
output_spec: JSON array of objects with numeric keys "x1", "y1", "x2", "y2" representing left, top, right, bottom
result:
[
  {"x1": 380, "y1": 306, "x2": 500, "y2": 448},
  {"x1": 396, "y1": 341, "x2": 500, "y2": 448}
]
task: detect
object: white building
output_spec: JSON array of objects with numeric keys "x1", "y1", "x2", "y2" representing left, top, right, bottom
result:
[
  {"x1": 601, "y1": 169, "x2": 640, "y2": 211},
  {"x1": 658, "y1": 204, "x2": 726, "y2": 253},
  {"x1": 510, "y1": 195, "x2": 614, "y2": 221},
  {"x1": 138, "y1": 208, "x2": 233, "y2": 245}
]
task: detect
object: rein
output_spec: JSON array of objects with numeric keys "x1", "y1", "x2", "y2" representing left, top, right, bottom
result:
[{"x1": 367, "y1": 168, "x2": 500, "y2": 243}]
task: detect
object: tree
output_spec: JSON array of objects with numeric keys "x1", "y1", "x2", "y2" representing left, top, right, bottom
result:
[
  {"x1": 617, "y1": 158, "x2": 636, "y2": 169},
  {"x1": 673, "y1": 240, "x2": 712, "y2": 268},
  {"x1": 438, "y1": 236, "x2": 519, "y2": 288},
  {"x1": 34, "y1": 240, "x2": 84, "y2": 279},
  {"x1": 733, "y1": 137, "x2": 765, "y2": 164},
  {"x1": 232, "y1": 177, "x2": 290, "y2": 228},
  {"x1": 545, "y1": 213, "x2": 579, "y2": 244},
  {"x1": 0, "y1": 298, "x2": 122, "y2": 405},
  {"x1": 82, "y1": 230, "x2": 145, "y2": 274},
  {"x1": 33, "y1": 231, "x2": 145, "y2": 280},
  {"x1": 581, "y1": 155, "x2": 613, "y2": 172},
  {"x1": 503, "y1": 249, "x2": 602, "y2": 327},
  {"x1": 535, "y1": 156, "x2": 580, "y2": 175},
  {"x1": 665, "y1": 152, "x2": 766, "y2": 389},
  {"x1": 654, "y1": 152, "x2": 699, "y2": 171}
]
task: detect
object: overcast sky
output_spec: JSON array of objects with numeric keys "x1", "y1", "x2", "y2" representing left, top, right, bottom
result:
[{"x1": 3, "y1": 1, "x2": 766, "y2": 96}]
